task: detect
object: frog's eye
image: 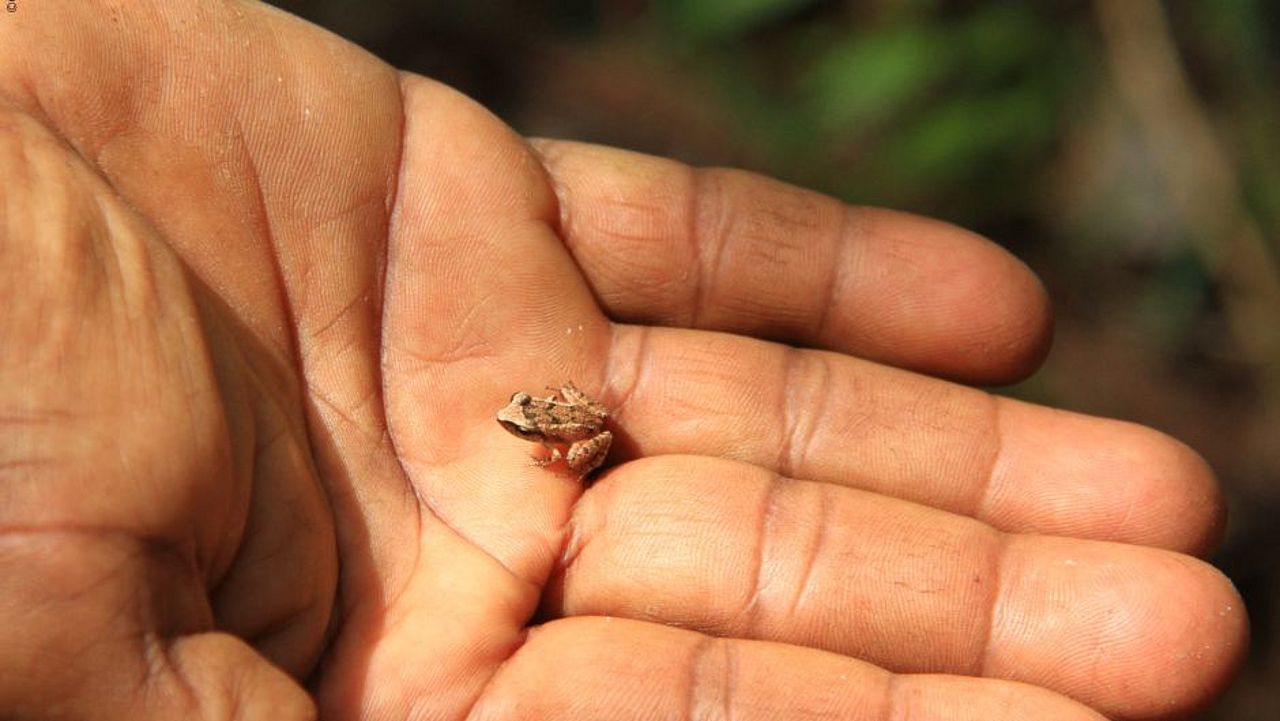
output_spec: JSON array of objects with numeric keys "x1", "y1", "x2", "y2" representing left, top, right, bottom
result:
[
  {"x1": 511, "y1": 392, "x2": 532, "y2": 404},
  {"x1": 500, "y1": 420, "x2": 534, "y2": 437}
]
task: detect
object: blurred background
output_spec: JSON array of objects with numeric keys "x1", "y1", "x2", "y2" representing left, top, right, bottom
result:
[{"x1": 280, "y1": 1, "x2": 1278, "y2": 717}]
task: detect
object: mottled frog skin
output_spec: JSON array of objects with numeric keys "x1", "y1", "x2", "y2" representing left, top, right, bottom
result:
[{"x1": 496, "y1": 382, "x2": 612, "y2": 476}]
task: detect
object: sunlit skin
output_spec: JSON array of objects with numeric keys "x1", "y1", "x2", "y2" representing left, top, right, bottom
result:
[{"x1": 0, "y1": 2, "x2": 1246, "y2": 720}]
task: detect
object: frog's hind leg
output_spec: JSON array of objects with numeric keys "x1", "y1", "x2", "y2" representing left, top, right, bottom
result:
[
  {"x1": 566, "y1": 431, "x2": 613, "y2": 476},
  {"x1": 556, "y1": 382, "x2": 591, "y2": 406}
]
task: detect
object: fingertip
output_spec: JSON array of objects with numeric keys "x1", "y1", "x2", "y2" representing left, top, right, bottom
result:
[
  {"x1": 1182, "y1": 561, "x2": 1251, "y2": 702},
  {"x1": 989, "y1": 536, "x2": 1248, "y2": 720},
  {"x1": 986, "y1": 403, "x2": 1227, "y2": 555},
  {"x1": 1107, "y1": 555, "x2": 1249, "y2": 719},
  {"x1": 838, "y1": 208, "x2": 1055, "y2": 385},
  {"x1": 1128, "y1": 429, "x2": 1228, "y2": 557}
]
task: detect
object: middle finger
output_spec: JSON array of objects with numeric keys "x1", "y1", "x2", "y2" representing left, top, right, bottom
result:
[{"x1": 602, "y1": 324, "x2": 1222, "y2": 553}]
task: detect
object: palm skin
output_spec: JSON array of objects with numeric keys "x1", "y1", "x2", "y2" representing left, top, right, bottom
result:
[{"x1": 0, "y1": 2, "x2": 1246, "y2": 720}]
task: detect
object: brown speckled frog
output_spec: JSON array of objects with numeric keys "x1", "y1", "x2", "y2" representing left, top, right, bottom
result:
[{"x1": 495, "y1": 382, "x2": 612, "y2": 476}]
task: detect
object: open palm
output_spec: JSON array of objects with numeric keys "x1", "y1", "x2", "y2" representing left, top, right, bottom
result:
[{"x1": 0, "y1": 2, "x2": 1244, "y2": 720}]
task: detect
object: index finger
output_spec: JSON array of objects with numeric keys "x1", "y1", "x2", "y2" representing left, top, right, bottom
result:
[{"x1": 532, "y1": 139, "x2": 1053, "y2": 385}]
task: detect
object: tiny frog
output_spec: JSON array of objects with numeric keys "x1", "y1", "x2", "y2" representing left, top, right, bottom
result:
[{"x1": 496, "y1": 382, "x2": 613, "y2": 476}]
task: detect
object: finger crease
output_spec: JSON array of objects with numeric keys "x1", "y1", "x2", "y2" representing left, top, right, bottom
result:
[
  {"x1": 688, "y1": 168, "x2": 728, "y2": 330},
  {"x1": 686, "y1": 636, "x2": 733, "y2": 721},
  {"x1": 742, "y1": 474, "x2": 783, "y2": 635},
  {"x1": 776, "y1": 348, "x2": 826, "y2": 480},
  {"x1": 975, "y1": 529, "x2": 1009, "y2": 678},
  {"x1": 606, "y1": 324, "x2": 647, "y2": 425},
  {"x1": 814, "y1": 204, "x2": 856, "y2": 340},
  {"x1": 972, "y1": 394, "x2": 1007, "y2": 520},
  {"x1": 883, "y1": 671, "x2": 905, "y2": 721},
  {"x1": 723, "y1": 640, "x2": 739, "y2": 721},
  {"x1": 459, "y1": 627, "x2": 532, "y2": 721},
  {"x1": 789, "y1": 483, "x2": 829, "y2": 621}
]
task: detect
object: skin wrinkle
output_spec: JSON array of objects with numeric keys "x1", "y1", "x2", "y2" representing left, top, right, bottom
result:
[
  {"x1": 685, "y1": 635, "x2": 710, "y2": 721},
  {"x1": 969, "y1": 394, "x2": 1007, "y2": 521},
  {"x1": 327, "y1": 375, "x2": 384, "y2": 442},
  {"x1": 804, "y1": 354, "x2": 836, "y2": 474},
  {"x1": 223, "y1": 121, "x2": 335, "y2": 574},
  {"x1": 459, "y1": 625, "x2": 532, "y2": 721},
  {"x1": 686, "y1": 635, "x2": 725, "y2": 721},
  {"x1": 0, "y1": 407, "x2": 81, "y2": 424},
  {"x1": 304, "y1": 280, "x2": 371, "y2": 342},
  {"x1": 609, "y1": 323, "x2": 651, "y2": 431},
  {"x1": 812, "y1": 203, "x2": 854, "y2": 342},
  {"x1": 883, "y1": 672, "x2": 903, "y2": 721},
  {"x1": 154, "y1": 636, "x2": 203, "y2": 718},
  {"x1": 0, "y1": 526, "x2": 199, "y2": 604},
  {"x1": 776, "y1": 347, "x2": 832, "y2": 481},
  {"x1": 556, "y1": 489, "x2": 591, "y2": 573},
  {"x1": 374, "y1": 72, "x2": 411, "y2": 455},
  {"x1": 975, "y1": 529, "x2": 1011, "y2": 679},
  {"x1": 741, "y1": 473, "x2": 783, "y2": 634},
  {"x1": 0, "y1": 456, "x2": 58, "y2": 474},
  {"x1": 677, "y1": 162, "x2": 702, "y2": 329},
  {"x1": 101, "y1": 192, "x2": 153, "y2": 333},
  {"x1": 788, "y1": 482, "x2": 830, "y2": 624},
  {"x1": 196, "y1": 300, "x2": 258, "y2": 583},
  {"x1": 141, "y1": 630, "x2": 172, "y2": 697},
  {"x1": 402, "y1": 287, "x2": 501, "y2": 366},
  {"x1": 774, "y1": 346, "x2": 801, "y2": 480},
  {"x1": 671, "y1": 167, "x2": 704, "y2": 322},
  {"x1": 591, "y1": 321, "x2": 625, "y2": 421},
  {"x1": 238, "y1": 593, "x2": 311, "y2": 646},
  {"x1": 690, "y1": 168, "x2": 732, "y2": 332},
  {"x1": 535, "y1": 142, "x2": 575, "y2": 242},
  {"x1": 612, "y1": 198, "x2": 672, "y2": 243},
  {"x1": 518, "y1": 139, "x2": 561, "y2": 230},
  {"x1": 723, "y1": 638, "x2": 738, "y2": 721},
  {"x1": 306, "y1": 382, "x2": 367, "y2": 441}
]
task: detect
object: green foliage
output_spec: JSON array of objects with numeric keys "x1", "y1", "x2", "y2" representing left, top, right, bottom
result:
[
  {"x1": 654, "y1": 0, "x2": 820, "y2": 43},
  {"x1": 802, "y1": 24, "x2": 953, "y2": 134},
  {"x1": 649, "y1": 3, "x2": 1085, "y2": 223}
]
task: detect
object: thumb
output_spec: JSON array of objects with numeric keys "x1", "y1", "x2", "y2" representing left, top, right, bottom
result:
[
  {"x1": 0, "y1": 536, "x2": 313, "y2": 721},
  {"x1": 165, "y1": 634, "x2": 316, "y2": 721}
]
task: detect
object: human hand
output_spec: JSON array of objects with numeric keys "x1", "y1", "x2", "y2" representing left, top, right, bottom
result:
[{"x1": 0, "y1": 2, "x2": 1245, "y2": 720}]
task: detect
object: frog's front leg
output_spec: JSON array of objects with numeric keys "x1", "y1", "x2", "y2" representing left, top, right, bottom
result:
[
  {"x1": 533, "y1": 443, "x2": 565, "y2": 467},
  {"x1": 566, "y1": 431, "x2": 613, "y2": 476}
]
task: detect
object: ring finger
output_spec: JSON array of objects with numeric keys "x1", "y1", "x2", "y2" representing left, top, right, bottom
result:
[{"x1": 543, "y1": 455, "x2": 1246, "y2": 720}]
